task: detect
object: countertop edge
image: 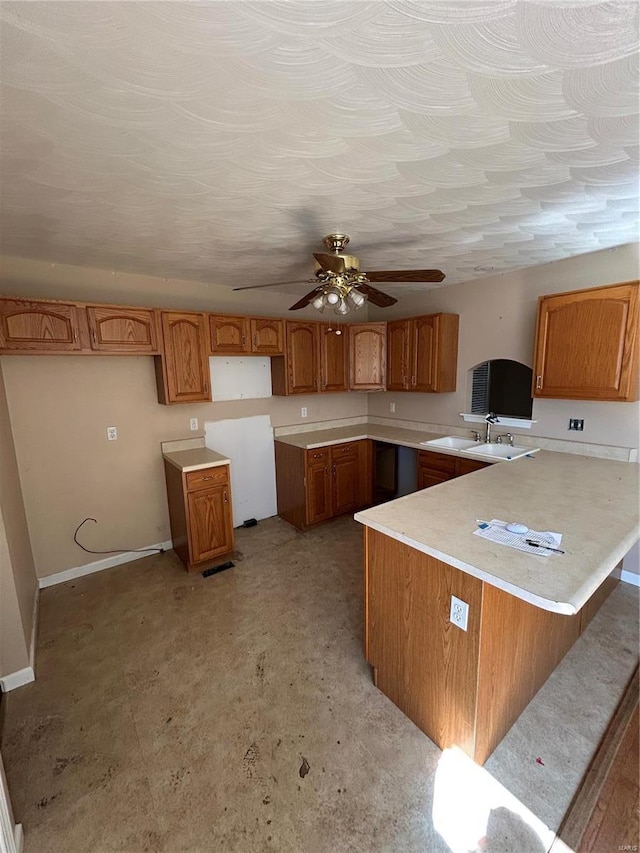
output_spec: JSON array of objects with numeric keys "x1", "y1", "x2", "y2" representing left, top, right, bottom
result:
[{"x1": 162, "y1": 451, "x2": 231, "y2": 473}]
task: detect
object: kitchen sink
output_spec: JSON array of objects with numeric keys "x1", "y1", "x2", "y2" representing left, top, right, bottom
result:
[
  {"x1": 421, "y1": 436, "x2": 479, "y2": 451},
  {"x1": 461, "y1": 443, "x2": 540, "y2": 461}
]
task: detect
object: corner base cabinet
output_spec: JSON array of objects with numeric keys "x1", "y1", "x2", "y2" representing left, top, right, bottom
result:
[
  {"x1": 274, "y1": 439, "x2": 373, "y2": 530},
  {"x1": 164, "y1": 462, "x2": 234, "y2": 572}
]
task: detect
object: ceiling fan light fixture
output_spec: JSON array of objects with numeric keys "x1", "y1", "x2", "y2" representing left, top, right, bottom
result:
[
  {"x1": 323, "y1": 286, "x2": 342, "y2": 305},
  {"x1": 334, "y1": 297, "x2": 349, "y2": 316},
  {"x1": 311, "y1": 293, "x2": 326, "y2": 311},
  {"x1": 347, "y1": 288, "x2": 366, "y2": 309}
]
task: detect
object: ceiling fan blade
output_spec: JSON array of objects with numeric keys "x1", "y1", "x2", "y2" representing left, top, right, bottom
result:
[
  {"x1": 289, "y1": 286, "x2": 323, "y2": 311},
  {"x1": 356, "y1": 283, "x2": 397, "y2": 308},
  {"x1": 313, "y1": 253, "x2": 346, "y2": 275},
  {"x1": 232, "y1": 279, "x2": 314, "y2": 291},
  {"x1": 366, "y1": 269, "x2": 445, "y2": 283}
]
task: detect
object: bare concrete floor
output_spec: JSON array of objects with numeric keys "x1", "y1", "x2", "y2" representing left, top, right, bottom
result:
[{"x1": 1, "y1": 516, "x2": 638, "y2": 853}]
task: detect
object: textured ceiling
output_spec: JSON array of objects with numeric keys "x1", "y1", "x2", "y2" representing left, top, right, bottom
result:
[{"x1": 0, "y1": 1, "x2": 638, "y2": 300}]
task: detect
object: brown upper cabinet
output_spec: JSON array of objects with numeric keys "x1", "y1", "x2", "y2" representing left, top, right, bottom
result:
[
  {"x1": 386, "y1": 314, "x2": 459, "y2": 393},
  {"x1": 271, "y1": 320, "x2": 350, "y2": 395},
  {"x1": 349, "y1": 323, "x2": 387, "y2": 391},
  {"x1": 319, "y1": 323, "x2": 349, "y2": 392},
  {"x1": 208, "y1": 314, "x2": 284, "y2": 355},
  {"x1": 0, "y1": 299, "x2": 83, "y2": 352},
  {"x1": 532, "y1": 281, "x2": 639, "y2": 402},
  {"x1": 0, "y1": 298, "x2": 162, "y2": 354},
  {"x1": 86, "y1": 305, "x2": 160, "y2": 353},
  {"x1": 156, "y1": 311, "x2": 211, "y2": 404}
]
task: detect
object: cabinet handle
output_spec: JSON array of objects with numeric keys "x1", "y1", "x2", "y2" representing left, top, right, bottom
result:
[
  {"x1": 241, "y1": 334, "x2": 245, "y2": 346},
  {"x1": 332, "y1": 464, "x2": 336, "y2": 475},
  {"x1": 73, "y1": 329, "x2": 78, "y2": 342},
  {"x1": 201, "y1": 475, "x2": 214, "y2": 481},
  {"x1": 223, "y1": 491, "x2": 229, "y2": 503},
  {"x1": 91, "y1": 328, "x2": 96, "y2": 344},
  {"x1": 411, "y1": 375, "x2": 416, "y2": 386},
  {"x1": 204, "y1": 380, "x2": 208, "y2": 393},
  {"x1": 253, "y1": 335, "x2": 257, "y2": 348},
  {"x1": 536, "y1": 375, "x2": 542, "y2": 389},
  {"x1": 325, "y1": 466, "x2": 328, "y2": 476}
]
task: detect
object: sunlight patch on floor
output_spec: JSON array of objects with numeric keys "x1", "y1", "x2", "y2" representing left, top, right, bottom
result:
[{"x1": 433, "y1": 747, "x2": 573, "y2": 853}]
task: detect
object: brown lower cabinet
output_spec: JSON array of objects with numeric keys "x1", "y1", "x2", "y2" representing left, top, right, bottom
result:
[
  {"x1": 275, "y1": 439, "x2": 373, "y2": 530},
  {"x1": 417, "y1": 449, "x2": 490, "y2": 489},
  {"x1": 164, "y1": 462, "x2": 234, "y2": 572}
]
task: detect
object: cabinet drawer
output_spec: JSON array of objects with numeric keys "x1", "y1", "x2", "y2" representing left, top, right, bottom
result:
[
  {"x1": 185, "y1": 466, "x2": 228, "y2": 491},
  {"x1": 306, "y1": 447, "x2": 329, "y2": 464},
  {"x1": 417, "y1": 450, "x2": 457, "y2": 475},
  {"x1": 331, "y1": 442, "x2": 359, "y2": 459}
]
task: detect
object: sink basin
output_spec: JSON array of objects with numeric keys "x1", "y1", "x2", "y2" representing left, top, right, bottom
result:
[
  {"x1": 461, "y1": 444, "x2": 540, "y2": 461},
  {"x1": 421, "y1": 436, "x2": 479, "y2": 451}
]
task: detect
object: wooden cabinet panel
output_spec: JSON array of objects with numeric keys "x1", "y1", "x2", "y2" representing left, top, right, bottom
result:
[
  {"x1": 285, "y1": 321, "x2": 319, "y2": 395},
  {"x1": 209, "y1": 315, "x2": 250, "y2": 353},
  {"x1": 306, "y1": 460, "x2": 332, "y2": 525},
  {"x1": 0, "y1": 299, "x2": 82, "y2": 352},
  {"x1": 158, "y1": 311, "x2": 211, "y2": 404},
  {"x1": 319, "y1": 324, "x2": 348, "y2": 392},
  {"x1": 187, "y1": 483, "x2": 234, "y2": 564},
  {"x1": 533, "y1": 281, "x2": 639, "y2": 401},
  {"x1": 418, "y1": 449, "x2": 489, "y2": 490},
  {"x1": 386, "y1": 313, "x2": 459, "y2": 394},
  {"x1": 331, "y1": 443, "x2": 359, "y2": 515},
  {"x1": 86, "y1": 305, "x2": 159, "y2": 353},
  {"x1": 164, "y1": 462, "x2": 234, "y2": 572},
  {"x1": 251, "y1": 317, "x2": 283, "y2": 354},
  {"x1": 387, "y1": 320, "x2": 410, "y2": 390},
  {"x1": 349, "y1": 323, "x2": 387, "y2": 390}
]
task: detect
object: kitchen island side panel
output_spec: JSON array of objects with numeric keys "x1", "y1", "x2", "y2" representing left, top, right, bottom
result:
[
  {"x1": 474, "y1": 582, "x2": 582, "y2": 765},
  {"x1": 366, "y1": 528, "x2": 483, "y2": 759}
]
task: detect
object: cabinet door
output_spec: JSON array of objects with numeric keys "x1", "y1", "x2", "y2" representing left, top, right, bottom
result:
[
  {"x1": 349, "y1": 323, "x2": 386, "y2": 390},
  {"x1": 286, "y1": 321, "x2": 319, "y2": 394},
  {"x1": 306, "y1": 461, "x2": 332, "y2": 525},
  {"x1": 533, "y1": 282, "x2": 639, "y2": 401},
  {"x1": 331, "y1": 444, "x2": 360, "y2": 515},
  {"x1": 209, "y1": 315, "x2": 250, "y2": 353},
  {"x1": 251, "y1": 318, "x2": 284, "y2": 354},
  {"x1": 417, "y1": 467, "x2": 450, "y2": 490},
  {"x1": 456, "y1": 458, "x2": 491, "y2": 476},
  {"x1": 187, "y1": 484, "x2": 234, "y2": 564},
  {"x1": 410, "y1": 316, "x2": 437, "y2": 391},
  {"x1": 86, "y1": 306, "x2": 159, "y2": 353},
  {"x1": 319, "y1": 324, "x2": 348, "y2": 392},
  {"x1": 160, "y1": 312, "x2": 211, "y2": 404},
  {"x1": 387, "y1": 320, "x2": 410, "y2": 391},
  {"x1": 0, "y1": 300, "x2": 82, "y2": 352}
]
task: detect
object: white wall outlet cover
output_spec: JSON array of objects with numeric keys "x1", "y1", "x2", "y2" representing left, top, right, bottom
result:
[
  {"x1": 450, "y1": 595, "x2": 469, "y2": 631},
  {"x1": 190, "y1": 418, "x2": 198, "y2": 431},
  {"x1": 106, "y1": 426, "x2": 118, "y2": 441},
  {"x1": 301, "y1": 407, "x2": 308, "y2": 417},
  {"x1": 389, "y1": 402, "x2": 396, "y2": 413}
]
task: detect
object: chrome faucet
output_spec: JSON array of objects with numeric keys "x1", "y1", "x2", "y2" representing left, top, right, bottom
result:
[
  {"x1": 496, "y1": 433, "x2": 515, "y2": 446},
  {"x1": 484, "y1": 412, "x2": 499, "y2": 443},
  {"x1": 470, "y1": 429, "x2": 482, "y2": 442}
]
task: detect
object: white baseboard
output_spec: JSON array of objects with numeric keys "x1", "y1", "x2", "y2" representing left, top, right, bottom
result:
[
  {"x1": 29, "y1": 589, "x2": 39, "y2": 670},
  {"x1": 0, "y1": 667, "x2": 34, "y2": 693},
  {"x1": 620, "y1": 569, "x2": 640, "y2": 587},
  {"x1": 38, "y1": 539, "x2": 173, "y2": 589}
]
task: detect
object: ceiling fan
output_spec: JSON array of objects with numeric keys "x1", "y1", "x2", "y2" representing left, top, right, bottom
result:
[{"x1": 232, "y1": 234, "x2": 445, "y2": 315}]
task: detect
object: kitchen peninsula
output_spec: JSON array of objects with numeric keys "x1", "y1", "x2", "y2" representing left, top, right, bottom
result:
[{"x1": 354, "y1": 451, "x2": 639, "y2": 764}]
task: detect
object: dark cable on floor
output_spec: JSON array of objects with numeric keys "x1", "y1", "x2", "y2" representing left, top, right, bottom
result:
[{"x1": 73, "y1": 517, "x2": 164, "y2": 555}]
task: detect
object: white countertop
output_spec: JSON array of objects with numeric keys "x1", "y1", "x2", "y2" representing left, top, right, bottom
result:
[
  {"x1": 355, "y1": 451, "x2": 639, "y2": 615},
  {"x1": 275, "y1": 424, "x2": 452, "y2": 453},
  {"x1": 161, "y1": 438, "x2": 230, "y2": 473}
]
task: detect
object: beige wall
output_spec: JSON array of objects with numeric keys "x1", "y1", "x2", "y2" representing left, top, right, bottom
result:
[
  {"x1": 368, "y1": 243, "x2": 640, "y2": 449},
  {"x1": 0, "y1": 363, "x2": 38, "y2": 678},
  {"x1": 2, "y1": 355, "x2": 366, "y2": 579}
]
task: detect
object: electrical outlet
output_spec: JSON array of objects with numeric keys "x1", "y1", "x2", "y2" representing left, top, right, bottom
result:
[
  {"x1": 301, "y1": 407, "x2": 307, "y2": 418},
  {"x1": 569, "y1": 418, "x2": 584, "y2": 431},
  {"x1": 450, "y1": 595, "x2": 469, "y2": 631},
  {"x1": 106, "y1": 426, "x2": 118, "y2": 441},
  {"x1": 190, "y1": 418, "x2": 198, "y2": 431},
  {"x1": 389, "y1": 402, "x2": 396, "y2": 413}
]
